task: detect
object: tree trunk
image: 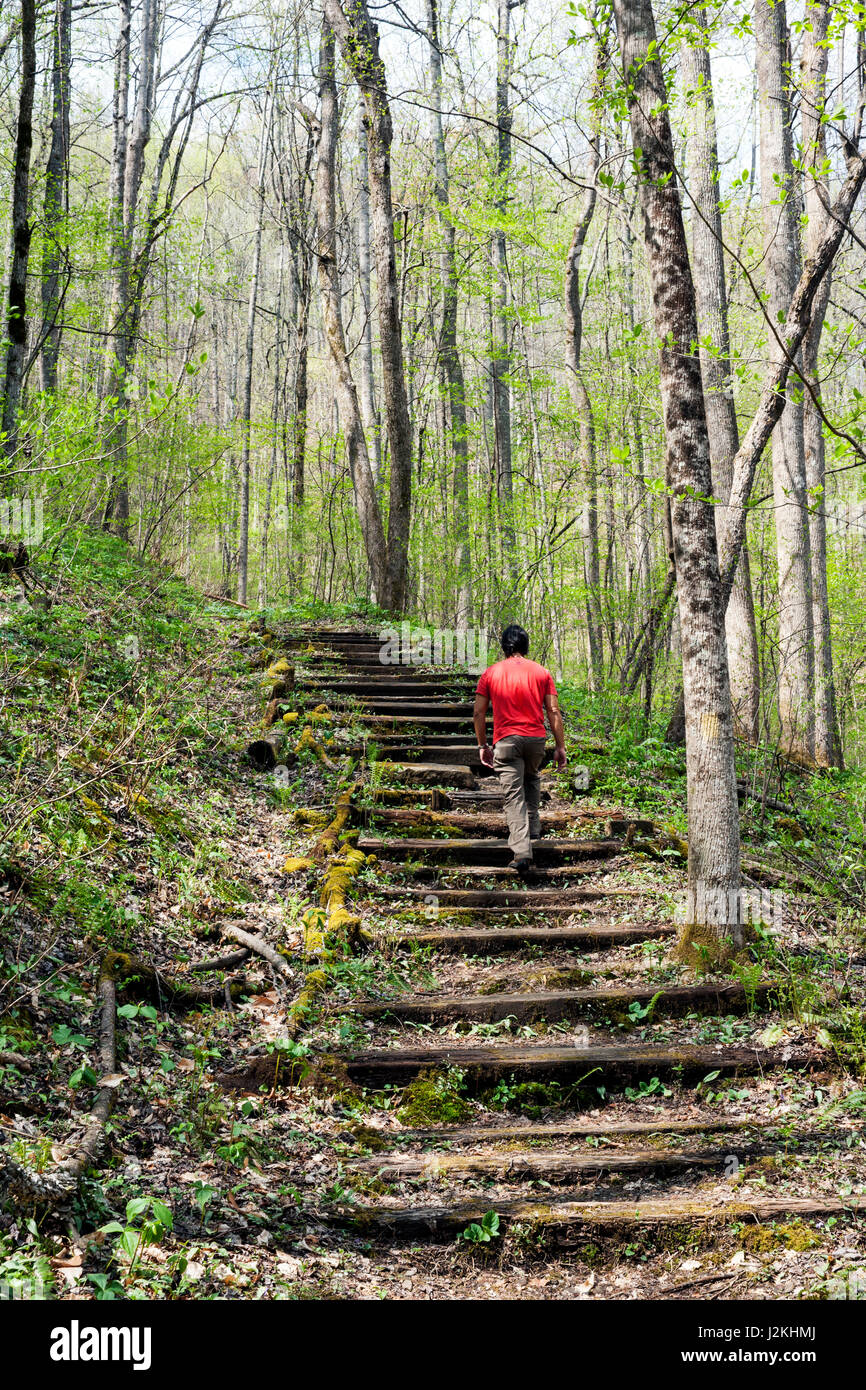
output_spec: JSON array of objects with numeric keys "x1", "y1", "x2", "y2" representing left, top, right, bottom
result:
[
  {"x1": 426, "y1": 0, "x2": 471, "y2": 628},
  {"x1": 612, "y1": 0, "x2": 742, "y2": 956},
  {"x1": 324, "y1": 0, "x2": 413, "y2": 614},
  {"x1": 716, "y1": 135, "x2": 866, "y2": 604},
  {"x1": 682, "y1": 19, "x2": 760, "y2": 741},
  {"x1": 102, "y1": 0, "x2": 157, "y2": 535},
  {"x1": 565, "y1": 20, "x2": 605, "y2": 693},
  {"x1": 238, "y1": 84, "x2": 274, "y2": 605},
  {"x1": 312, "y1": 18, "x2": 390, "y2": 605},
  {"x1": 356, "y1": 111, "x2": 382, "y2": 484},
  {"x1": 39, "y1": 0, "x2": 73, "y2": 396},
  {"x1": 800, "y1": 0, "x2": 841, "y2": 767},
  {"x1": 492, "y1": 0, "x2": 518, "y2": 563},
  {"x1": 1, "y1": 0, "x2": 37, "y2": 461},
  {"x1": 755, "y1": 0, "x2": 815, "y2": 760}
]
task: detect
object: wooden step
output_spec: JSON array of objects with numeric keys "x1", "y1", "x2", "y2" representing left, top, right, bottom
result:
[
  {"x1": 299, "y1": 677, "x2": 474, "y2": 692},
  {"x1": 375, "y1": 762, "x2": 475, "y2": 788},
  {"x1": 350, "y1": 1145, "x2": 754, "y2": 1184},
  {"x1": 345, "y1": 981, "x2": 770, "y2": 1025},
  {"x1": 359, "y1": 809, "x2": 594, "y2": 833},
  {"x1": 357, "y1": 702, "x2": 476, "y2": 717},
  {"x1": 389, "y1": 863, "x2": 621, "y2": 885},
  {"x1": 339, "y1": 1041, "x2": 797, "y2": 1090},
  {"x1": 359, "y1": 836, "x2": 623, "y2": 865},
  {"x1": 358, "y1": 716, "x2": 477, "y2": 731},
  {"x1": 328, "y1": 1193, "x2": 866, "y2": 1242},
  {"x1": 373, "y1": 886, "x2": 673, "y2": 907},
  {"x1": 393, "y1": 924, "x2": 677, "y2": 952},
  {"x1": 364, "y1": 1116, "x2": 774, "y2": 1145}
]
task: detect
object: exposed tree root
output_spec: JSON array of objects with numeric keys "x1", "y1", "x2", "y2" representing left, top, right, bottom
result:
[{"x1": 1, "y1": 967, "x2": 117, "y2": 1208}]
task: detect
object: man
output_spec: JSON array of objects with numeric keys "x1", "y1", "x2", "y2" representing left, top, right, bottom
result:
[{"x1": 473, "y1": 624, "x2": 566, "y2": 873}]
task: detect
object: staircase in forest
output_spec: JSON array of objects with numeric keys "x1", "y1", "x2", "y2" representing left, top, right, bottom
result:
[{"x1": 292, "y1": 631, "x2": 865, "y2": 1255}]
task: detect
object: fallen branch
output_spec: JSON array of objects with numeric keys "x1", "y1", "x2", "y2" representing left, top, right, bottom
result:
[
  {"x1": 221, "y1": 924, "x2": 294, "y2": 982},
  {"x1": 188, "y1": 946, "x2": 251, "y2": 974}
]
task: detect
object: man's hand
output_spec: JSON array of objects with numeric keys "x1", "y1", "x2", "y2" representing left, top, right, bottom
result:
[
  {"x1": 544, "y1": 691, "x2": 567, "y2": 771},
  {"x1": 479, "y1": 745, "x2": 494, "y2": 768}
]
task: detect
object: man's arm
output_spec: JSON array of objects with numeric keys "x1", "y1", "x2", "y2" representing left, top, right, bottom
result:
[
  {"x1": 473, "y1": 692, "x2": 494, "y2": 767},
  {"x1": 544, "y1": 690, "x2": 567, "y2": 770}
]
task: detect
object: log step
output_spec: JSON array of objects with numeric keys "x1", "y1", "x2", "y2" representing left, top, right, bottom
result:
[
  {"x1": 350, "y1": 1145, "x2": 756, "y2": 1185},
  {"x1": 340, "y1": 1042, "x2": 797, "y2": 1090},
  {"x1": 360, "y1": 1116, "x2": 774, "y2": 1145},
  {"x1": 393, "y1": 924, "x2": 677, "y2": 952},
  {"x1": 328, "y1": 1194, "x2": 866, "y2": 1242},
  {"x1": 358, "y1": 836, "x2": 623, "y2": 865},
  {"x1": 343, "y1": 981, "x2": 770, "y2": 1025},
  {"x1": 373, "y1": 886, "x2": 672, "y2": 906},
  {"x1": 389, "y1": 863, "x2": 620, "y2": 884},
  {"x1": 375, "y1": 762, "x2": 475, "y2": 789}
]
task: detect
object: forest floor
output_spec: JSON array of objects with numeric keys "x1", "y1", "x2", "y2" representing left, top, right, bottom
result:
[{"x1": 1, "y1": 534, "x2": 865, "y2": 1302}]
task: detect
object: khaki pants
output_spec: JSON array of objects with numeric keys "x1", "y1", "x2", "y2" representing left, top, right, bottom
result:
[{"x1": 492, "y1": 735, "x2": 547, "y2": 858}]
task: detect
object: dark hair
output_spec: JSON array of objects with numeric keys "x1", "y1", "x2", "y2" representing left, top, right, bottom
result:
[{"x1": 501, "y1": 624, "x2": 529, "y2": 657}]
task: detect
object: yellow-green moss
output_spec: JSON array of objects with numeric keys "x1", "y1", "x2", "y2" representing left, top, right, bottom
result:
[{"x1": 398, "y1": 1069, "x2": 470, "y2": 1126}]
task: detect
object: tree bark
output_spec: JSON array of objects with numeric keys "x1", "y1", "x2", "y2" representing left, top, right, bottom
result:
[
  {"x1": 102, "y1": 0, "x2": 158, "y2": 535},
  {"x1": 800, "y1": 0, "x2": 841, "y2": 767},
  {"x1": 312, "y1": 19, "x2": 390, "y2": 604},
  {"x1": 356, "y1": 110, "x2": 382, "y2": 483},
  {"x1": 565, "y1": 19, "x2": 605, "y2": 693},
  {"x1": 238, "y1": 84, "x2": 274, "y2": 605},
  {"x1": 755, "y1": 0, "x2": 815, "y2": 760},
  {"x1": 717, "y1": 142, "x2": 866, "y2": 606},
  {"x1": 492, "y1": 0, "x2": 519, "y2": 564},
  {"x1": 612, "y1": 0, "x2": 742, "y2": 953},
  {"x1": 324, "y1": 0, "x2": 413, "y2": 613},
  {"x1": 1, "y1": 0, "x2": 37, "y2": 460},
  {"x1": 681, "y1": 19, "x2": 760, "y2": 741},
  {"x1": 426, "y1": 0, "x2": 471, "y2": 628},
  {"x1": 39, "y1": 0, "x2": 73, "y2": 396}
]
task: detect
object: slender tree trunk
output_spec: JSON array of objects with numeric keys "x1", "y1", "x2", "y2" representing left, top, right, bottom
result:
[
  {"x1": 356, "y1": 111, "x2": 382, "y2": 483},
  {"x1": 238, "y1": 85, "x2": 274, "y2": 605},
  {"x1": 565, "y1": 20, "x2": 605, "y2": 693},
  {"x1": 755, "y1": 0, "x2": 815, "y2": 761},
  {"x1": 312, "y1": 18, "x2": 390, "y2": 605},
  {"x1": 492, "y1": 0, "x2": 519, "y2": 564},
  {"x1": 801, "y1": 0, "x2": 841, "y2": 767},
  {"x1": 102, "y1": 0, "x2": 157, "y2": 535},
  {"x1": 1, "y1": 0, "x2": 37, "y2": 461},
  {"x1": 40, "y1": 0, "x2": 73, "y2": 396},
  {"x1": 612, "y1": 0, "x2": 742, "y2": 956},
  {"x1": 426, "y1": 0, "x2": 471, "y2": 627},
  {"x1": 682, "y1": 18, "x2": 760, "y2": 740},
  {"x1": 717, "y1": 137, "x2": 866, "y2": 605},
  {"x1": 324, "y1": 0, "x2": 413, "y2": 613}
]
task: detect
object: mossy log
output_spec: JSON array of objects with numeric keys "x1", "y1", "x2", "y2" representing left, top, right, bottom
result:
[
  {"x1": 100, "y1": 950, "x2": 248, "y2": 1008},
  {"x1": 246, "y1": 729, "x2": 295, "y2": 771}
]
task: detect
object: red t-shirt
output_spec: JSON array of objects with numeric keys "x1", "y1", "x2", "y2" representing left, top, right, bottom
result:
[{"x1": 476, "y1": 656, "x2": 556, "y2": 743}]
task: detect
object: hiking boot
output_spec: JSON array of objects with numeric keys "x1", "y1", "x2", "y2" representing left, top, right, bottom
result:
[{"x1": 510, "y1": 856, "x2": 534, "y2": 875}]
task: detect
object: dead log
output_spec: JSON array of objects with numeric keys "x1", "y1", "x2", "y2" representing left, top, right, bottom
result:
[{"x1": 245, "y1": 729, "x2": 295, "y2": 771}]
